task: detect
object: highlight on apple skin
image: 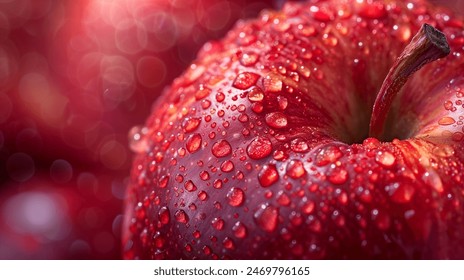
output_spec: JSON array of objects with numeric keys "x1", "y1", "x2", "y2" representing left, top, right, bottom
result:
[{"x1": 123, "y1": 0, "x2": 464, "y2": 259}]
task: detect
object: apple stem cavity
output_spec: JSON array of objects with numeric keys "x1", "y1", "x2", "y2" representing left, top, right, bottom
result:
[{"x1": 369, "y1": 23, "x2": 450, "y2": 140}]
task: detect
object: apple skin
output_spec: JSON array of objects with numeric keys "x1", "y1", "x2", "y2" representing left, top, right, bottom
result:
[{"x1": 123, "y1": 0, "x2": 464, "y2": 259}]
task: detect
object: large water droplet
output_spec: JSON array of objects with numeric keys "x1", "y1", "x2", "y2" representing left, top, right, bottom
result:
[
  {"x1": 182, "y1": 117, "x2": 202, "y2": 132},
  {"x1": 258, "y1": 164, "x2": 279, "y2": 187},
  {"x1": 227, "y1": 187, "x2": 245, "y2": 207},
  {"x1": 375, "y1": 151, "x2": 396, "y2": 167},
  {"x1": 286, "y1": 160, "x2": 306, "y2": 179},
  {"x1": 290, "y1": 138, "x2": 309, "y2": 153},
  {"x1": 233, "y1": 72, "x2": 261, "y2": 90},
  {"x1": 254, "y1": 203, "x2": 279, "y2": 232},
  {"x1": 186, "y1": 133, "x2": 202, "y2": 153},
  {"x1": 265, "y1": 112, "x2": 288, "y2": 128},
  {"x1": 212, "y1": 140, "x2": 232, "y2": 157},
  {"x1": 220, "y1": 160, "x2": 235, "y2": 172},
  {"x1": 247, "y1": 87, "x2": 264, "y2": 102},
  {"x1": 263, "y1": 74, "x2": 283, "y2": 93},
  {"x1": 247, "y1": 136, "x2": 272, "y2": 160},
  {"x1": 184, "y1": 180, "x2": 197, "y2": 192},
  {"x1": 175, "y1": 209, "x2": 189, "y2": 224},
  {"x1": 438, "y1": 116, "x2": 456, "y2": 125},
  {"x1": 232, "y1": 221, "x2": 247, "y2": 238},
  {"x1": 158, "y1": 206, "x2": 170, "y2": 225}
]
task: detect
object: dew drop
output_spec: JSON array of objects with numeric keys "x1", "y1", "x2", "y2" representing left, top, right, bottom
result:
[
  {"x1": 213, "y1": 179, "x2": 223, "y2": 189},
  {"x1": 211, "y1": 217, "x2": 225, "y2": 230},
  {"x1": 386, "y1": 182, "x2": 415, "y2": 203},
  {"x1": 263, "y1": 75, "x2": 283, "y2": 93},
  {"x1": 211, "y1": 140, "x2": 232, "y2": 158},
  {"x1": 277, "y1": 96, "x2": 288, "y2": 110},
  {"x1": 227, "y1": 187, "x2": 245, "y2": 207},
  {"x1": 265, "y1": 112, "x2": 288, "y2": 128},
  {"x1": 182, "y1": 117, "x2": 202, "y2": 132},
  {"x1": 286, "y1": 160, "x2": 306, "y2": 179},
  {"x1": 186, "y1": 133, "x2": 202, "y2": 153},
  {"x1": 195, "y1": 85, "x2": 211, "y2": 100},
  {"x1": 258, "y1": 164, "x2": 279, "y2": 187},
  {"x1": 328, "y1": 167, "x2": 348, "y2": 185},
  {"x1": 175, "y1": 209, "x2": 189, "y2": 224},
  {"x1": 247, "y1": 87, "x2": 264, "y2": 102},
  {"x1": 247, "y1": 136, "x2": 272, "y2": 160},
  {"x1": 232, "y1": 221, "x2": 247, "y2": 238},
  {"x1": 301, "y1": 201, "x2": 315, "y2": 214},
  {"x1": 222, "y1": 237, "x2": 235, "y2": 250},
  {"x1": 216, "y1": 92, "x2": 225, "y2": 102},
  {"x1": 375, "y1": 151, "x2": 396, "y2": 167},
  {"x1": 238, "y1": 52, "x2": 259, "y2": 66},
  {"x1": 193, "y1": 230, "x2": 201, "y2": 239},
  {"x1": 276, "y1": 191, "x2": 291, "y2": 206},
  {"x1": 254, "y1": 203, "x2": 279, "y2": 232},
  {"x1": 220, "y1": 160, "x2": 235, "y2": 172},
  {"x1": 198, "y1": 191, "x2": 208, "y2": 201},
  {"x1": 200, "y1": 171, "x2": 210, "y2": 181},
  {"x1": 290, "y1": 138, "x2": 309, "y2": 153},
  {"x1": 438, "y1": 116, "x2": 456, "y2": 125},
  {"x1": 159, "y1": 175, "x2": 169, "y2": 188},
  {"x1": 158, "y1": 206, "x2": 170, "y2": 225},
  {"x1": 233, "y1": 72, "x2": 261, "y2": 90},
  {"x1": 315, "y1": 145, "x2": 343, "y2": 166}
]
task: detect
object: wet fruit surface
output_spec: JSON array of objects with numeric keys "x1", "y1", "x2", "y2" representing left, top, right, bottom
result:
[{"x1": 123, "y1": 0, "x2": 464, "y2": 259}]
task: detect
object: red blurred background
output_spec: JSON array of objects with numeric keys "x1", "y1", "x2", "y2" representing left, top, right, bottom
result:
[
  {"x1": 0, "y1": 0, "x2": 462, "y2": 260},
  {"x1": 0, "y1": 0, "x2": 279, "y2": 259}
]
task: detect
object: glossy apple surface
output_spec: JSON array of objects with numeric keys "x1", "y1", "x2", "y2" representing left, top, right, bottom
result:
[{"x1": 123, "y1": 0, "x2": 464, "y2": 259}]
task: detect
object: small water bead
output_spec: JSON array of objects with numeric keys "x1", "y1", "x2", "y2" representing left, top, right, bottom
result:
[
  {"x1": 385, "y1": 182, "x2": 415, "y2": 203},
  {"x1": 254, "y1": 203, "x2": 279, "y2": 232},
  {"x1": 220, "y1": 160, "x2": 235, "y2": 172},
  {"x1": 216, "y1": 92, "x2": 225, "y2": 102},
  {"x1": 233, "y1": 72, "x2": 261, "y2": 90},
  {"x1": 328, "y1": 167, "x2": 348, "y2": 185},
  {"x1": 232, "y1": 221, "x2": 247, "y2": 238},
  {"x1": 175, "y1": 209, "x2": 189, "y2": 224},
  {"x1": 251, "y1": 102, "x2": 264, "y2": 113},
  {"x1": 286, "y1": 160, "x2": 306, "y2": 179},
  {"x1": 227, "y1": 187, "x2": 245, "y2": 207},
  {"x1": 222, "y1": 237, "x2": 235, "y2": 250},
  {"x1": 263, "y1": 74, "x2": 283, "y2": 93},
  {"x1": 247, "y1": 136, "x2": 272, "y2": 160},
  {"x1": 212, "y1": 140, "x2": 232, "y2": 158},
  {"x1": 265, "y1": 112, "x2": 288, "y2": 128},
  {"x1": 158, "y1": 206, "x2": 170, "y2": 225},
  {"x1": 276, "y1": 191, "x2": 291, "y2": 206},
  {"x1": 195, "y1": 85, "x2": 212, "y2": 100},
  {"x1": 247, "y1": 87, "x2": 264, "y2": 102},
  {"x1": 182, "y1": 117, "x2": 201, "y2": 132},
  {"x1": 315, "y1": 145, "x2": 343, "y2": 166},
  {"x1": 290, "y1": 138, "x2": 309, "y2": 153},
  {"x1": 200, "y1": 171, "x2": 210, "y2": 181},
  {"x1": 153, "y1": 232, "x2": 166, "y2": 248},
  {"x1": 258, "y1": 164, "x2": 279, "y2": 187},
  {"x1": 375, "y1": 151, "x2": 396, "y2": 167},
  {"x1": 301, "y1": 200, "x2": 315, "y2": 214},
  {"x1": 186, "y1": 133, "x2": 202, "y2": 153},
  {"x1": 211, "y1": 217, "x2": 225, "y2": 230},
  {"x1": 159, "y1": 175, "x2": 169, "y2": 188},
  {"x1": 197, "y1": 191, "x2": 208, "y2": 201},
  {"x1": 238, "y1": 51, "x2": 259, "y2": 66}
]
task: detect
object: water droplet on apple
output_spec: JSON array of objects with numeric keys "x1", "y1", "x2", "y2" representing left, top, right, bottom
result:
[
  {"x1": 385, "y1": 182, "x2": 415, "y2": 203},
  {"x1": 247, "y1": 136, "x2": 272, "y2": 159},
  {"x1": 301, "y1": 200, "x2": 315, "y2": 214},
  {"x1": 247, "y1": 87, "x2": 264, "y2": 102},
  {"x1": 159, "y1": 175, "x2": 169, "y2": 188},
  {"x1": 211, "y1": 217, "x2": 225, "y2": 230},
  {"x1": 182, "y1": 117, "x2": 202, "y2": 132},
  {"x1": 438, "y1": 116, "x2": 456, "y2": 125},
  {"x1": 254, "y1": 203, "x2": 279, "y2": 232},
  {"x1": 238, "y1": 52, "x2": 259, "y2": 66},
  {"x1": 197, "y1": 191, "x2": 208, "y2": 201},
  {"x1": 220, "y1": 160, "x2": 235, "y2": 172},
  {"x1": 222, "y1": 237, "x2": 235, "y2": 250},
  {"x1": 291, "y1": 138, "x2": 309, "y2": 153},
  {"x1": 227, "y1": 187, "x2": 245, "y2": 207},
  {"x1": 258, "y1": 164, "x2": 279, "y2": 187},
  {"x1": 422, "y1": 170, "x2": 444, "y2": 193},
  {"x1": 195, "y1": 85, "x2": 211, "y2": 100},
  {"x1": 263, "y1": 74, "x2": 283, "y2": 92},
  {"x1": 233, "y1": 72, "x2": 260, "y2": 90},
  {"x1": 184, "y1": 180, "x2": 197, "y2": 192},
  {"x1": 276, "y1": 191, "x2": 291, "y2": 206},
  {"x1": 375, "y1": 151, "x2": 396, "y2": 167},
  {"x1": 200, "y1": 170, "x2": 210, "y2": 181},
  {"x1": 175, "y1": 209, "x2": 189, "y2": 224},
  {"x1": 232, "y1": 221, "x2": 247, "y2": 238},
  {"x1": 315, "y1": 145, "x2": 343, "y2": 166},
  {"x1": 186, "y1": 133, "x2": 202, "y2": 153},
  {"x1": 286, "y1": 160, "x2": 306, "y2": 179},
  {"x1": 158, "y1": 206, "x2": 170, "y2": 225},
  {"x1": 265, "y1": 112, "x2": 288, "y2": 128},
  {"x1": 328, "y1": 167, "x2": 348, "y2": 185},
  {"x1": 212, "y1": 140, "x2": 232, "y2": 158}
]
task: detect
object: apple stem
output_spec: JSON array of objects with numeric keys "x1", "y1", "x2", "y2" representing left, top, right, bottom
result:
[{"x1": 368, "y1": 23, "x2": 450, "y2": 139}]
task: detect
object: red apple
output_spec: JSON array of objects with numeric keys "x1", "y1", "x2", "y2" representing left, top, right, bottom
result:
[{"x1": 123, "y1": 0, "x2": 464, "y2": 259}]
